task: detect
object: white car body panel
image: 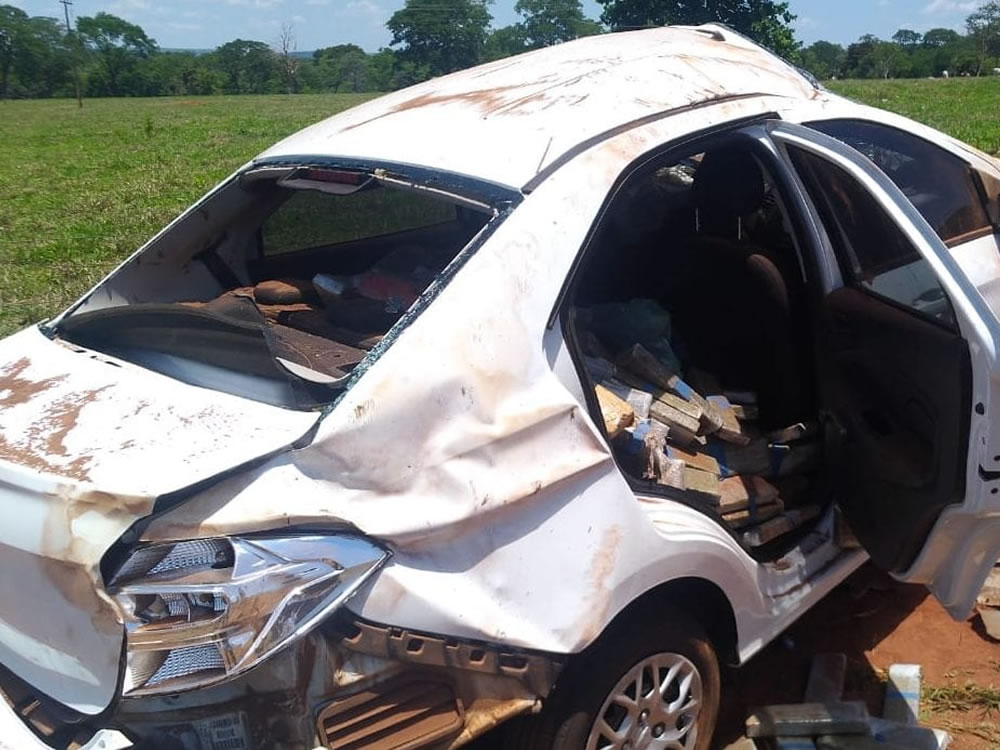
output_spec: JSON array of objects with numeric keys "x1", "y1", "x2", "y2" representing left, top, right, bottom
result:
[
  {"x1": 0, "y1": 696, "x2": 130, "y2": 750},
  {"x1": 948, "y1": 233, "x2": 1000, "y2": 316},
  {"x1": 0, "y1": 328, "x2": 320, "y2": 496},
  {"x1": 0, "y1": 327, "x2": 319, "y2": 713}
]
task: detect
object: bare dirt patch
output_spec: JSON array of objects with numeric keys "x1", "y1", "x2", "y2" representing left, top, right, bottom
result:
[{"x1": 715, "y1": 564, "x2": 1000, "y2": 749}]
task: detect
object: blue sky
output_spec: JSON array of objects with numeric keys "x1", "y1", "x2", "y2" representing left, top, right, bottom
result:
[{"x1": 7, "y1": 0, "x2": 988, "y2": 52}]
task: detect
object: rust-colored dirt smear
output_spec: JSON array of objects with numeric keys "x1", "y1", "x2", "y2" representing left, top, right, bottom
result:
[
  {"x1": 0, "y1": 357, "x2": 67, "y2": 409},
  {"x1": 341, "y1": 83, "x2": 532, "y2": 131},
  {"x1": 576, "y1": 526, "x2": 624, "y2": 644},
  {"x1": 0, "y1": 385, "x2": 110, "y2": 481}
]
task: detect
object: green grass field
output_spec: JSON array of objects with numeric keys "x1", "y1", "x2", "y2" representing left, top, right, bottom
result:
[
  {"x1": 1, "y1": 80, "x2": 998, "y2": 337},
  {"x1": 0, "y1": 94, "x2": 375, "y2": 336},
  {"x1": 829, "y1": 78, "x2": 1000, "y2": 156}
]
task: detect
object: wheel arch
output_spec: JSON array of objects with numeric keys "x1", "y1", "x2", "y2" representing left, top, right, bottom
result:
[
  {"x1": 510, "y1": 576, "x2": 730, "y2": 748},
  {"x1": 586, "y1": 576, "x2": 740, "y2": 668}
]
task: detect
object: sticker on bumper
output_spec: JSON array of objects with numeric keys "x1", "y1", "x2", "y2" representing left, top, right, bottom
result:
[{"x1": 193, "y1": 712, "x2": 250, "y2": 750}]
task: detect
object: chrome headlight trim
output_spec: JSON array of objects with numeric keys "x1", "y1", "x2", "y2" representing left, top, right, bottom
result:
[{"x1": 108, "y1": 534, "x2": 389, "y2": 696}]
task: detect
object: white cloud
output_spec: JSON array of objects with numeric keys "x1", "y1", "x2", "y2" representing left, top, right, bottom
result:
[
  {"x1": 247, "y1": 17, "x2": 281, "y2": 30},
  {"x1": 254, "y1": 0, "x2": 285, "y2": 7},
  {"x1": 922, "y1": 0, "x2": 981, "y2": 14},
  {"x1": 794, "y1": 16, "x2": 818, "y2": 30},
  {"x1": 304, "y1": 0, "x2": 331, "y2": 5},
  {"x1": 344, "y1": 0, "x2": 387, "y2": 18},
  {"x1": 168, "y1": 21, "x2": 202, "y2": 30},
  {"x1": 109, "y1": 0, "x2": 152, "y2": 10}
]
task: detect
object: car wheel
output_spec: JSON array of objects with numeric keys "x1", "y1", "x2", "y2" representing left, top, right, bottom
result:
[{"x1": 508, "y1": 613, "x2": 720, "y2": 750}]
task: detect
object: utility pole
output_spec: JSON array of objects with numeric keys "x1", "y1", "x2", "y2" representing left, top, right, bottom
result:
[{"x1": 59, "y1": 0, "x2": 83, "y2": 108}]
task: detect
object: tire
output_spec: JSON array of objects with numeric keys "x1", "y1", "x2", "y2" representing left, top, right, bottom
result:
[{"x1": 507, "y1": 611, "x2": 720, "y2": 750}]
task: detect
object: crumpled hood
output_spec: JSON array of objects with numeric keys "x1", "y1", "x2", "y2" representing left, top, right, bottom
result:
[
  {"x1": 0, "y1": 325, "x2": 320, "y2": 714},
  {"x1": 0, "y1": 327, "x2": 320, "y2": 497}
]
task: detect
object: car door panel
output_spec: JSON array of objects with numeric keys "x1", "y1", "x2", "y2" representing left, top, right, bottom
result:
[
  {"x1": 770, "y1": 121, "x2": 1000, "y2": 617},
  {"x1": 822, "y1": 285, "x2": 971, "y2": 572}
]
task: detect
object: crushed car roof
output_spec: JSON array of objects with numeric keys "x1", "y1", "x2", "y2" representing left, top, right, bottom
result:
[{"x1": 259, "y1": 25, "x2": 821, "y2": 191}]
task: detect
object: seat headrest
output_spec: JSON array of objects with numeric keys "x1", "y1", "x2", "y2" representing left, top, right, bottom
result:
[{"x1": 691, "y1": 148, "x2": 766, "y2": 236}]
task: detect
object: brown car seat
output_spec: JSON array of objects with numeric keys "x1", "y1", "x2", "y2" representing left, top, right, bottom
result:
[{"x1": 665, "y1": 147, "x2": 806, "y2": 428}]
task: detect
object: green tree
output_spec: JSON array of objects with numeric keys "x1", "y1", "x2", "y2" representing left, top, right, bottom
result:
[
  {"x1": 595, "y1": 0, "x2": 798, "y2": 58},
  {"x1": 1, "y1": 8, "x2": 78, "y2": 99},
  {"x1": 387, "y1": 0, "x2": 493, "y2": 79},
  {"x1": 799, "y1": 40, "x2": 845, "y2": 79},
  {"x1": 389, "y1": 58, "x2": 431, "y2": 88},
  {"x1": 366, "y1": 48, "x2": 397, "y2": 90},
  {"x1": 515, "y1": 0, "x2": 602, "y2": 49},
  {"x1": 871, "y1": 39, "x2": 901, "y2": 78},
  {"x1": 923, "y1": 28, "x2": 961, "y2": 48},
  {"x1": 844, "y1": 34, "x2": 902, "y2": 79},
  {"x1": 135, "y1": 51, "x2": 220, "y2": 96},
  {"x1": 76, "y1": 12, "x2": 156, "y2": 96},
  {"x1": 214, "y1": 39, "x2": 279, "y2": 93},
  {"x1": 967, "y1": 1, "x2": 1000, "y2": 76},
  {"x1": 21, "y1": 17, "x2": 76, "y2": 97},
  {"x1": 915, "y1": 28, "x2": 964, "y2": 76},
  {"x1": 843, "y1": 33, "x2": 878, "y2": 77},
  {"x1": 313, "y1": 44, "x2": 369, "y2": 91},
  {"x1": 0, "y1": 5, "x2": 28, "y2": 98},
  {"x1": 313, "y1": 43, "x2": 367, "y2": 64},
  {"x1": 484, "y1": 24, "x2": 528, "y2": 60},
  {"x1": 892, "y1": 28, "x2": 921, "y2": 47}
]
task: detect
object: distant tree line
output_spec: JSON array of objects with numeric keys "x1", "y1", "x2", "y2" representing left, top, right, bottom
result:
[
  {"x1": 0, "y1": 0, "x2": 998, "y2": 101},
  {"x1": 802, "y1": 2, "x2": 1000, "y2": 79}
]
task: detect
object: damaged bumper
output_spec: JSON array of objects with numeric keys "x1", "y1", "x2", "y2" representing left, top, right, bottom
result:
[{"x1": 2, "y1": 615, "x2": 557, "y2": 750}]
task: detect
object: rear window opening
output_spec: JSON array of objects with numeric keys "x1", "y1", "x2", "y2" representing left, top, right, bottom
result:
[
  {"x1": 58, "y1": 168, "x2": 494, "y2": 409},
  {"x1": 565, "y1": 139, "x2": 829, "y2": 557}
]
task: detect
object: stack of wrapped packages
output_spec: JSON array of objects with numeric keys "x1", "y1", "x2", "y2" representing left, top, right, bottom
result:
[{"x1": 578, "y1": 299, "x2": 821, "y2": 548}]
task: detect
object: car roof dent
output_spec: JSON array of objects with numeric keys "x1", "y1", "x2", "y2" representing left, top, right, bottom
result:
[{"x1": 259, "y1": 25, "x2": 821, "y2": 190}]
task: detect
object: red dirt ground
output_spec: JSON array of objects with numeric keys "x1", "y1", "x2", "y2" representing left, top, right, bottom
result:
[{"x1": 714, "y1": 565, "x2": 1000, "y2": 748}]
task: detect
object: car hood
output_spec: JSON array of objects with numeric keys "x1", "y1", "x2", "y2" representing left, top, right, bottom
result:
[{"x1": 0, "y1": 325, "x2": 320, "y2": 714}]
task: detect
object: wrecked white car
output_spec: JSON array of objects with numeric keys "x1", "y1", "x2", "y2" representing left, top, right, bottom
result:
[{"x1": 3, "y1": 23, "x2": 1000, "y2": 750}]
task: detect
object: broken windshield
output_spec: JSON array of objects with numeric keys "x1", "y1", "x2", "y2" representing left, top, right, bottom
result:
[{"x1": 56, "y1": 166, "x2": 504, "y2": 409}]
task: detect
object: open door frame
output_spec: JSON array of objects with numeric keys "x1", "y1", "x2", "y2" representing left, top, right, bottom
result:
[{"x1": 768, "y1": 121, "x2": 1000, "y2": 619}]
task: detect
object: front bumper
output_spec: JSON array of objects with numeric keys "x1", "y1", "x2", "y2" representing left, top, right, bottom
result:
[
  {"x1": 2, "y1": 617, "x2": 558, "y2": 750},
  {"x1": 0, "y1": 697, "x2": 130, "y2": 750}
]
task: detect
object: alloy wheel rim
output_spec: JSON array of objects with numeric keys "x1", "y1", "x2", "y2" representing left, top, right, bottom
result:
[{"x1": 585, "y1": 651, "x2": 703, "y2": 750}]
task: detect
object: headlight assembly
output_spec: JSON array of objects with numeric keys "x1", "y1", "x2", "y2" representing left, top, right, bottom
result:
[{"x1": 108, "y1": 534, "x2": 389, "y2": 696}]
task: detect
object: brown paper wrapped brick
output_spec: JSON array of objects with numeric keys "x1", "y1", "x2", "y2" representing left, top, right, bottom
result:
[{"x1": 595, "y1": 384, "x2": 635, "y2": 439}]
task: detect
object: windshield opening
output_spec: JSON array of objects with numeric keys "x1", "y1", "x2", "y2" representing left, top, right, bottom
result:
[{"x1": 57, "y1": 170, "x2": 498, "y2": 409}]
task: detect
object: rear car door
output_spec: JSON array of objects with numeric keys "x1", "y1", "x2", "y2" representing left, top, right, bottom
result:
[{"x1": 769, "y1": 121, "x2": 1000, "y2": 619}]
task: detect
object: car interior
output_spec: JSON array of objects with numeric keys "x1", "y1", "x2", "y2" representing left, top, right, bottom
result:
[
  {"x1": 567, "y1": 136, "x2": 834, "y2": 556},
  {"x1": 567, "y1": 126, "x2": 980, "y2": 565},
  {"x1": 59, "y1": 172, "x2": 492, "y2": 408}
]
